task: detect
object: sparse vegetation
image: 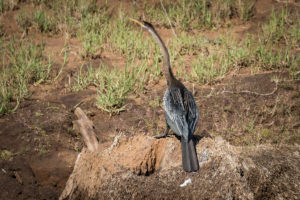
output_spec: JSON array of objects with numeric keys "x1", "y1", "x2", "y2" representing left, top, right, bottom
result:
[
  {"x1": 0, "y1": 39, "x2": 53, "y2": 115},
  {"x1": 77, "y1": 5, "x2": 109, "y2": 57},
  {"x1": 39, "y1": 147, "x2": 48, "y2": 154},
  {"x1": 0, "y1": 0, "x2": 298, "y2": 124},
  {"x1": 95, "y1": 64, "x2": 137, "y2": 115},
  {"x1": 142, "y1": 0, "x2": 255, "y2": 30},
  {"x1": 0, "y1": 22, "x2": 3, "y2": 37},
  {"x1": 0, "y1": 0, "x2": 18, "y2": 13},
  {"x1": 72, "y1": 61, "x2": 140, "y2": 114},
  {"x1": 0, "y1": 150, "x2": 13, "y2": 160},
  {"x1": 34, "y1": 9, "x2": 57, "y2": 33},
  {"x1": 16, "y1": 8, "x2": 33, "y2": 32}
]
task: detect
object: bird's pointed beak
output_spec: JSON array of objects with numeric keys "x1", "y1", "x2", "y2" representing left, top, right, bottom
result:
[{"x1": 129, "y1": 18, "x2": 143, "y2": 27}]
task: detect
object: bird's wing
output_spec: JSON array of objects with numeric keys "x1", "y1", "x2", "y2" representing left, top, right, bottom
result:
[
  {"x1": 163, "y1": 88, "x2": 189, "y2": 138},
  {"x1": 183, "y1": 88, "x2": 199, "y2": 134}
]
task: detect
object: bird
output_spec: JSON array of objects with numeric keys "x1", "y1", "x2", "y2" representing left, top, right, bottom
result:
[{"x1": 129, "y1": 18, "x2": 199, "y2": 172}]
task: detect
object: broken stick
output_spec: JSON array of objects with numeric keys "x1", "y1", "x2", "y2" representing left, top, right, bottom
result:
[{"x1": 73, "y1": 107, "x2": 99, "y2": 152}]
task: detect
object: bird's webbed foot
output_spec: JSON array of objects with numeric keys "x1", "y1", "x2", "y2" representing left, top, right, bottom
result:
[{"x1": 153, "y1": 125, "x2": 170, "y2": 139}]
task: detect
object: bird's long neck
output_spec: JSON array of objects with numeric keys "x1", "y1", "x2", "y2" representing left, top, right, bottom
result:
[{"x1": 147, "y1": 28, "x2": 176, "y2": 85}]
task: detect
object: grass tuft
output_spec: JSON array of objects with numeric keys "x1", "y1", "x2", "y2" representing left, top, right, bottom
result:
[
  {"x1": 0, "y1": 39, "x2": 53, "y2": 115},
  {"x1": 96, "y1": 63, "x2": 137, "y2": 115},
  {"x1": 34, "y1": 9, "x2": 57, "y2": 33},
  {"x1": 72, "y1": 61, "x2": 141, "y2": 115},
  {"x1": 0, "y1": 150, "x2": 13, "y2": 160},
  {"x1": 16, "y1": 8, "x2": 33, "y2": 32}
]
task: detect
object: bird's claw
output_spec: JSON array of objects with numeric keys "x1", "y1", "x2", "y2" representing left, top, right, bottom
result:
[
  {"x1": 153, "y1": 134, "x2": 166, "y2": 139},
  {"x1": 153, "y1": 133, "x2": 171, "y2": 139}
]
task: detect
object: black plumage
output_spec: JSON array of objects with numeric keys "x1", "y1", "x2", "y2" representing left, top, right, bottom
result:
[{"x1": 130, "y1": 18, "x2": 199, "y2": 172}]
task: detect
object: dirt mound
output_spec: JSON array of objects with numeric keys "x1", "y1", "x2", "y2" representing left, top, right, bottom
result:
[{"x1": 60, "y1": 135, "x2": 300, "y2": 200}]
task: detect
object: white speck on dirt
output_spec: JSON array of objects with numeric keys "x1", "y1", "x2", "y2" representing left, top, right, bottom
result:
[{"x1": 180, "y1": 178, "x2": 192, "y2": 187}]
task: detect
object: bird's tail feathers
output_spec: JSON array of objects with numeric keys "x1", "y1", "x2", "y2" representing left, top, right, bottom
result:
[{"x1": 181, "y1": 137, "x2": 199, "y2": 172}]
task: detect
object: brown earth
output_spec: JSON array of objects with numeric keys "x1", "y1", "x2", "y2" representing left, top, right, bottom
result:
[
  {"x1": 0, "y1": 0, "x2": 299, "y2": 199},
  {"x1": 60, "y1": 135, "x2": 300, "y2": 200}
]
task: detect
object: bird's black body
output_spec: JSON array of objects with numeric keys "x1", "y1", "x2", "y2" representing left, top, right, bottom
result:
[
  {"x1": 130, "y1": 18, "x2": 199, "y2": 172},
  {"x1": 164, "y1": 86, "x2": 199, "y2": 172}
]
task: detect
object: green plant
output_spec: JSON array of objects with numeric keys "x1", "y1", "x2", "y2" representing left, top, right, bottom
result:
[
  {"x1": 161, "y1": 0, "x2": 214, "y2": 30},
  {"x1": 53, "y1": 48, "x2": 69, "y2": 81},
  {"x1": 142, "y1": 0, "x2": 254, "y2": 31},
  {"x1": 289, "y1": 21, "x2": 300, "y2": 45},
  {"x1": 72, "y1": 63, "x2": 98, "y2": 92},
  {"x1": 34, "y1": 9, "x2": 57, "y2": 33},
  {"x1": 192, "y1": 55, "x2": 218, "y2": 84},
  {"x1": 95, "y1": 61, "x2": 138, "y2": 114},
  {"x1": 254, "y1": 44, "x2": 291, "y2": 70},
  {"x1": 0, "y1": 150, "x2": 13, "y2": 160},
  {"x1": 261, "y1": 129, "x2": 272, "y2": 139},
  {"x1": 0, "y1": 39, "x2": 54, "y2": 115},
  {"x1": 107, "y1": 10, "x2": 159, "y2": 60},
  {"x1": 236, "y1": 0, "x2": 255, "y2": 21},
  {"x1": 77, "y1": 4, "x2": 109, "y2": 57},
  {"x1": 148, "y1": 97, "x2": 161, "y2": 109},
  {"x1": 0, "y1": 0, "x2": 18, "y2": 13},
  {"x1": 189, "y1": 35, "x2": 238, "y2": 84},
  {"x1": 71, "y1": 59, "x2": 147, "y2": 115},
  {"x1": 39, "y1": 147, "x2": 48, "y2": 154},
  {"x1": 16, "y1": 8, "x2": 32, "y2": 32},
  {"x1": 0, "y1": 0, "x2": 3, "y2": 13},
  {"x1": 0, "y1": 22, "x2": 3, "y2": 37},
  {"x1": 263, "y1": 8, "x2": 290, "y2": 43},
  {"x1": 30, "y1": 0, "x2": 48, "y2": 5}
]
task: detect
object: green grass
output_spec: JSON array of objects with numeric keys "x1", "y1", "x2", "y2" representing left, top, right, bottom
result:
[
  {"x1": 103, "y1": 6, "x2": 297, "y2": 87},
  {"x1": 16, "y1": 8, "x2": 33, "y2": 32},
  {"x1": 39, "y1": 147, "x2": 48, "y2": 154},
  {"x1": 14, "y1": 0, "x2": 102, "y2": 36},
  {"x1": 53, "y1": 48, "x2": 68, "y2": 81},
  {"x1": 2, "y1": 0, "x2": 299, "y2": 117},
  {"x1": 96, "y1": 63, "x2": 137, "y2": 114},
  {"x1": 0, "y1": 38, "x2": 53, "y2": 115},
  {"x1": 261, "y1": 128, "x2": 272, "y2": 139},
  {"x1": 34, "y1": 9, "x2": 57, "y2": 33},
  {"x1": 0, "y1": 150, "x2": 13, "y2": 160},
  {"x1": 72, "y1": 61, "x2": 143, "y2": 115},
  {"x1": 192, "y1": 55, "x2": 222, "y2": 84},
  {"x1": 0, "y1": 0, "x2": 298, "y2": 147},
  {"x1": 142, "y1": 0, "x2": 213, "y2": 30},
  {"x1": 142, "y1": 0, "x2": 254, "y2": 30},
  {"x1": 0, "y1": 0, "x2": 18, "y2": 13},
  {"x1": 0, "y1": 22, "x2": 3, "y2": 37},
  {"x1": 263, "y1": 7, "x2": 290, "y2": 44},
  {"x1": 181, "y1": 29, "x2": 298, "y2": 84},
  {"x1": 236, "y1": 0, "x2": 255, "y2": 21},
  {"x1": 175, "y1": 34, "x2": 245, "y2": 83},
  {"x1": 77, "y1": 5, "x2": 109, "y2": 57},
  {"x1": 72, "y1": 63, "x2": 98, "y2": 92},
  {"x1": 12, "y1": 0, "x2": 255, "y2": 38},
  {"x1": 17, "y1": 6, "x2": 58, "y2": 34}
]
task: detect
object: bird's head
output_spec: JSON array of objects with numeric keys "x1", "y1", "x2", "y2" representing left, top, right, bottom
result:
[{"x1": 129, "y1": 18, "x2": 155, "y2": 31}]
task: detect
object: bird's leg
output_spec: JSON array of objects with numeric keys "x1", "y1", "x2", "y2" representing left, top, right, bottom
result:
[{"x1": 154, "y1": 123, "x2": 170, "y2": 139}]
